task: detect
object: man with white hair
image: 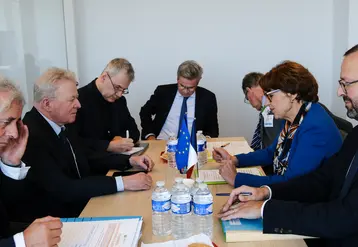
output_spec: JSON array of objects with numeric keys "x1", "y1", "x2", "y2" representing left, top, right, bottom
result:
[
  {"x1": 22, "y1": 68, "x2": 154, "y2": 218},
  {"x1": 0, "y1": 77, "x2": 62, "y2": 247}
]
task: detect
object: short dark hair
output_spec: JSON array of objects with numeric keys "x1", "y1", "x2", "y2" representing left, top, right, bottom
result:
[
  {"x1": 344, "y1": 44, "x2": 358, "y2": 56},
  {"x1": 242, "y1": 72, "x2": 264, "y2": 93},
  {"x1": 259, "y1": 61, "x2": 319, "y2": 103}
]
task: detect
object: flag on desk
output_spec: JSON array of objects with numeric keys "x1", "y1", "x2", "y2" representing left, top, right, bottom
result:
[{"x1": 175, "y1": 115, "x2": 197, "y2": 174}]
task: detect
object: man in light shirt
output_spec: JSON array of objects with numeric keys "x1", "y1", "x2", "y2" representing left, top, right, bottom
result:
[
  {"x1": 140, "y1": 60, "x2": 219, "y2": 140},
  {"x1": 0, "y1": 77, "x2": 62, "y2": 247},
  {"x1": 22, "y1": 68, "x2": 154, "y2": 218}
]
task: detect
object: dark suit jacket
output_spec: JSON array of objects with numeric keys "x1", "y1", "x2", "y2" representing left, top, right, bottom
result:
[
  {"x1": 74, "y1": 79, "x2": 140, "y2": 153},
  {"x1": 140, "y1": 84, "x2": 219, "y2": 139},
  {"x1": 22, "y1": 107, "x2": 125, "y2": 218},
  {"x1": 262, "y1": 125, "x2": 358, "y2": 247},
  {"x1": 0, "y1": 199, "x2": 16, "y2": 247}
]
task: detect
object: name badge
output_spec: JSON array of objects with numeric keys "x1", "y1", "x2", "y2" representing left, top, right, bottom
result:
[{"x1": 264, "y1": 114, "x2": 274, "y2": 127}]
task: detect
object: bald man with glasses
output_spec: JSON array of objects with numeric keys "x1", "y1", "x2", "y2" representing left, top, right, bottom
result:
[{"x1": 140, "y1": 60, "x2": 219, "y2": 140}]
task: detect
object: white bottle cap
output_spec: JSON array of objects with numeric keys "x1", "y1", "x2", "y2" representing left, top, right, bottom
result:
[
  {"x1": 156, "y1": 181, "x2": 165, "y2": 187},
  {"x1": 199, "y1": 183, "x2": 207, "y2": 189}
]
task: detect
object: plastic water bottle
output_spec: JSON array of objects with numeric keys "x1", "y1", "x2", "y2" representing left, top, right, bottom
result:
[
  {"x1": 197, "y1": 130, "x2": 207, "y2": 168},
  {"x1": 171, "y1": 183, "x2": 193, "y2": 239},
  {"x1": 171, "y1": 177, "x2": 184, "y2": 194},
  {"x1": 167, "y1": 134, "x2": 178, "y2": 169},
  {"x1": 193, "y1": 183, "x2": 213, "y2": 237},
  {"x1": 190, "y1": 178, "x2": 204, "y2": 210},
  {"x1": 152, "y1": 181, "x2": 171, "y2": 236},
  {"x1": 190, "y1": 178, "x2": 204, "y2": 199}
]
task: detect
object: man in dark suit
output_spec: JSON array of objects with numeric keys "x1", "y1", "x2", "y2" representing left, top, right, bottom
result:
[
  {"x1": 140, "y1": 60, "x2": 219, "y2": 140},
  {"x1": 218, "y1": 44, "x2": 358, "y2": 247},
  {"x1": 242, "y1": 72, "x2": 283, "y2": 151},
  {"x1": 22, "y1": 68, "x2": 154, "y2": 218},
  {"x1": 74, "y1": 58, "x2": 140, "y2": 154},
  {"x1": 0, "y1": 77, "x2": 62, "y2": 247}
]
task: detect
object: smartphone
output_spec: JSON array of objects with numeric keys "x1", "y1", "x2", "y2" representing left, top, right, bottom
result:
[{"x1": 112, "y1": 170, "x2": 148, "y2": 177}]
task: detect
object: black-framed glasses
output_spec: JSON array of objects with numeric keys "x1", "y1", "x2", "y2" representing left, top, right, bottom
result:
[
  {"x1": 107, "y1": 72, "x2": 129, "y2": 95},
  {"x1": 263, "y1": 89, "x2": 281, "y2": 102},
  {"x1": 178, "y1": 83, "x2": 196, "y2": 92},
  {"x1": 339, "y1": 79, "x2": 358, "y2": 94}
]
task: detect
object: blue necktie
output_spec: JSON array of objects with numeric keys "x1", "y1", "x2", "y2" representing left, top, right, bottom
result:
[
  {"x1": 178, "y1": 97, "x2": 189, "y2": 136},
  {"x1": 250, "y1": 115, "x2": 262, "y2": 151},
  {"x1": 339, "y1": 150, "x2": 358, "y2": 199}
]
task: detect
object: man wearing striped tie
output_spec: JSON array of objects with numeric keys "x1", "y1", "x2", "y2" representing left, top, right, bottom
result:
[{"x1": 242, "y1": 72, "x2": 283, "y2": 151}]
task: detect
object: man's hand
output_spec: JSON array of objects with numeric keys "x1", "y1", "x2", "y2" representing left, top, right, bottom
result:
[
  {"x1": 24, "y1": 216, "x2": 62, "y2": 247},
  {"x1": 212, "y1": 147, "x2": 238, "y2": 165},
  {"x1": 146, "y1": 136, "x2": 156, "y2": 140},
  {"x1": 129, "y1": 155, "x2": 155, "y2": 171},
  {"x1": 107, "y1": 136, "x2": 134, "y2": 153},
  {"x1": 219, "y1": 160, "x2": 237, "y2": 186},
  {"x1": 218, "y1": 201, "x2": 264, "y2": 220},
  {"x1": 220, "y1": 185, "x2": 270, "y2": 213},
  {"x1": 1, "y1": 121, "x2": 28, "y2": 165},
  {"x1": 122, "y1": 172, "x2": 152, "y2": 191}
]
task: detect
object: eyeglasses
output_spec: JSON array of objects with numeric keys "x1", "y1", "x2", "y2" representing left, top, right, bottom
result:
[
  {"x1": 107, "y1": 72, "x2": 129, "y2": 95},
  {"x1": 179, "y1": 83, "x2": 196, "y2": 92},
  {"x1": 338, "y1": 79, "x2": 358, "y2": 95},
  {"x1": 264, "y1": 89, "x2": 281, "y2": 102}
]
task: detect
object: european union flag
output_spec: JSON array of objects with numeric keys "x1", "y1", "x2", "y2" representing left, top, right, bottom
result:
[{"x1": 176, "y1": 114, "x2": 197, "y2": 174}]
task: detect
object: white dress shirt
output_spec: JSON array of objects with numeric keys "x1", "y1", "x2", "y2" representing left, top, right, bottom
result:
[
  {"x1": 156, "y1": 91, "x2": 196, "y2": 140},
  {"x1": 38, "y1": 112, "x2": 124, "y2": 191},
  {"x1": 260, "y1": 185, "x2": 272, "y2": 218}
]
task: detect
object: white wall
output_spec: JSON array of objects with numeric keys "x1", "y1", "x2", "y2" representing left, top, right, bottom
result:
[
  {"x1": 73, "y1": 0, "x2": 337, "y2": 141},
  {"x1": 0, "y1": 0, "x2": 67, "y2": 111}
]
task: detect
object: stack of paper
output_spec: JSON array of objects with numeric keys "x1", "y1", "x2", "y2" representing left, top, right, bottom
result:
[
  {"x1": 198, "y1": 167, "x2": 264, "y2": 184},
  {"x1": 207, "y1": 141, "x2": 252, "y2": 161},
  {"x1": 59, "y1": 216, "x2": 143, "y2": 247}
]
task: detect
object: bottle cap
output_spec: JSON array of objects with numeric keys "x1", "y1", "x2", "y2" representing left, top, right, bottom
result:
[{"x1": 199, "y1": 183, "x2": 207, "y2": 189}]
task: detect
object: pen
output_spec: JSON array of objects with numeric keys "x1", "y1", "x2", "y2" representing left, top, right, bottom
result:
[
  {"x1": 126, "y1": 130, "x2": 129, "y2": 139},
  {"x1": 220, "y1": 142, "x2": 230, "y2": 148},
  {"x1": 216, "y1": 192, "x2": 252, "y2": 196}
]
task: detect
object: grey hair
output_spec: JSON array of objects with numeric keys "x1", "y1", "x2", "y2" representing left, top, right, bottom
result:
[
  {"x1": 102, "y1": 58, "x2": 135, "y2": 81},
  {"x1": 0, "y1": 76, "x2": 25, "y2": 113},
  {"x1": 177, "y1": 60, "x2": 203, "y2": 80},
  {"x1": 33, "y1": 67, "x2": 77, "y2": 103}
]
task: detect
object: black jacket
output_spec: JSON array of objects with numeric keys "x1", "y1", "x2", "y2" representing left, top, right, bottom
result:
[
  {"x1": 22, "y1": 107, "x2": 128, "y2": 218},
  {"x1": 263, "y1": 126, "x2": 358, "y2": 247},
  {"x1": 75, "y1": 79, "x2": 140, "y2": 153},
  {"x1": 140, "y1": 84, "x2": 219, "y2": 139}
]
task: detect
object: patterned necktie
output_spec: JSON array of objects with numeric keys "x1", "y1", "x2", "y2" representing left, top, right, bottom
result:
[
  {"x1": 178, "y1": 97, "x2": 189, "y2": 136},
  {"x1": 250, "y1": 115, "x2": 262, "y2": 151},
  {"x1": 339, "y1": 150, "x2": 358, "y2": 199}
]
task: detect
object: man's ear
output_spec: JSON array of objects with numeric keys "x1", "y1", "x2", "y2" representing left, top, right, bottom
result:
[{"x1": 41, "y1": 98, "x2": 52, "y2": 112}]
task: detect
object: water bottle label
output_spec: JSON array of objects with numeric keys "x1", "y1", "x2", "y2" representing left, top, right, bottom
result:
[
  {"x1": 197, "y1": 143, "x2": 205, "y2": 152},
  {"x1": 167, "y1": 144, "x2": 177, "y2": 152},
  {"x1": 152, "y1": 200, "x2": 171, "y2": 212},
  {"x1": 193, "y1": 203, "x2": 213, "y2": 215},
  {"x1": 171, "y1": 202, "x2": 191, "y2": 214}
]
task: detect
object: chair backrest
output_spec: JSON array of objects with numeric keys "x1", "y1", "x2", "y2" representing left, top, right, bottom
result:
[{"x1": 319, "y1": 103, "x2": 353, "y2": 139}]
